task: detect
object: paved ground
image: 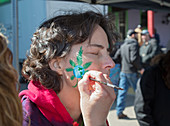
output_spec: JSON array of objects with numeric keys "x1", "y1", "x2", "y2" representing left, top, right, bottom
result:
[{"x1": 107, "y1": 89, "x2": 139, "y2": 126}]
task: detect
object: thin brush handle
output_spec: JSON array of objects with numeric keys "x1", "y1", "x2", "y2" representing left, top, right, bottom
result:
[{"x1": 89, "y1": 78, "x2": 124, "y2": 90}]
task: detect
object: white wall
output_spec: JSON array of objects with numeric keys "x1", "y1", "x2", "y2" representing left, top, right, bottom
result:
[
  {"x1": 128, "y1": 9, "x2": 140, "y2": 29},
  {"x1": 18, "y1": 0, "x2": 46, "y2": 59},
  {"x1": 154, "y1": 11, "x2": 170, "y2": 46},
  {"x1": 0, "y1": 0, "x2": 47, "y2": 59},
  {"x1": 0, "y1": 3, "x2": 12, "y2": 50}
]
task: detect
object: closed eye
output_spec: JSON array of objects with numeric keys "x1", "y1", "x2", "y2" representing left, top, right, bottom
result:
[
  {"x1": 90, "y1": 52, "x2": 99, "y2": 55},
  {"x1": 86, "y1": 51, "x2": 99, "y2": 55}
]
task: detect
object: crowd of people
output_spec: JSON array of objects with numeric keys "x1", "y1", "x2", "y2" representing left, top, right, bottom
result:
[
  {"x1": 113, "y1": 29, "x2": 143, "y2": 119},
  {"x1": 0, "y1": 10, "x2": 170, "y2": 126}
]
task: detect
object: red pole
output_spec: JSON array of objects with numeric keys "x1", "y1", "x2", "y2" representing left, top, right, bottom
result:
[{"x1": 147, "y1": 10, "x2": 154, "y2": 37}]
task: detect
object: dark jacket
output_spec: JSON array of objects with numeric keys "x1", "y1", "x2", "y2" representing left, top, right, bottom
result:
[
  {"x1": 114, "y1": 37, "x2": 142, "y2": 73},
  {"x1": 134, "y1": 65, "x2": 170, "y2": 126}
]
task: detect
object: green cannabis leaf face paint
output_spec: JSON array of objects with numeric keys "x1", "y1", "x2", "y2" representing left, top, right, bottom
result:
[{"x1": 66, "y1": 46, "x2": 92, "y2": 87}]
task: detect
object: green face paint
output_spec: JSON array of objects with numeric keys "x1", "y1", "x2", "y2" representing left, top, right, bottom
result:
[{"x1": 66, "y1": 46, "x2": 92, "y2": 87}]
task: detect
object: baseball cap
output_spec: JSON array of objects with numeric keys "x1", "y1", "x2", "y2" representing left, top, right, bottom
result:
[
  {"x1": 137, "y1": 25, "x2": 141, "y2": 28},
  {"x1": 127, "y1": 29, "x2": 137, "y2": 36},
  {"x1": 141, "y1": 29, "x2": 149, "y2": 35}
]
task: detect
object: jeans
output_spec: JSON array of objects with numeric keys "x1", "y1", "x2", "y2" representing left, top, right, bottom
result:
[{"x1": 116, "y1": 72, "x2": 138, "y2": 115}]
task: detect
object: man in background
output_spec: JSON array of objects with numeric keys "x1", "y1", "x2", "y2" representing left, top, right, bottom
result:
[
  {"x1": 113, "y1": 29, "x2": 143, "y2": 119},
  {"x1": 139, "y1": 29, "x2": 160, "y2": 69}
]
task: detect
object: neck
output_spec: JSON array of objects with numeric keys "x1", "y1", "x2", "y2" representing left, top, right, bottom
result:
[{"x1": 58, "y1": 85, "x2": 81, "y2": 121}]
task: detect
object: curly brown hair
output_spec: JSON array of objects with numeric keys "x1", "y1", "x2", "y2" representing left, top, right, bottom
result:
[
  {"x1": 22, "y1": 11, "x2": 119, "y2": 93},
  {"x1": 0, "y1": 33, "x2": 23, "y2": 126}
]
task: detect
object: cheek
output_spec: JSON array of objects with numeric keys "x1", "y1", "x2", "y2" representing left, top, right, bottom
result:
[
  {"x1": 85, "y1": 58, "x2": 100, "y2": 71},
  {"x1": 82, "y1": 54, "x2": 102, "y2": 71},
  {"x1": 61, "y1": 57, "x2": 77, "y2": 85},
  {"x1": 63, "y1": 55, "x2": 90, "y2": 87},
  {"x1": 63, "y1": 68, "x2": 81, "y2": 87}
]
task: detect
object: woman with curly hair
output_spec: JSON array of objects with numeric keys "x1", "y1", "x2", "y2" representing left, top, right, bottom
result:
[
  {"x1": 19, "y1": 11, "x2": 119, "y2": 126},
  {"x1": 0, "y1": 33, "x2": 23, "y2": 126},
  {"x1": 134, "y1": 51, "x2": 170, "y2": 126}
]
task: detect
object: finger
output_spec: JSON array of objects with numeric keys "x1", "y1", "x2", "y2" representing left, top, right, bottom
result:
[
  {"x1": 85, "y1": 71, "x2": 107, "y2": 93},
  {"x1": 78, "y1": 73, "x2": 91, "y2": 96},
  {"x1": 102, "y1": 74, "x2": 116, "y2": 100},
  {"x1": 78, "y1": 70, "x2": 107, "y2": 95},
  {"x1": 86, "y1": 71, "x2": 106, "y2": 82}
]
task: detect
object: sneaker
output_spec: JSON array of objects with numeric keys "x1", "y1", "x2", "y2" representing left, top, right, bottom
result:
[{"x1": 117, "y1": 113, "x2": 128, "y2": 119}]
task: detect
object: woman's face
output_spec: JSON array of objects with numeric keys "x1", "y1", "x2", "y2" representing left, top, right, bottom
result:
[
  {"x1": 59, "y1": 25, "x2": 115, "y2": 88},
  {"x1": 52, "y1": 25, "x2": 115, "y2": 118}
]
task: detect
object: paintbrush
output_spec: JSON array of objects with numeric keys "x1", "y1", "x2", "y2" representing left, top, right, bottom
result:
[{"x1": 89, "y1": 77, "x2": 124, "y2": 90}]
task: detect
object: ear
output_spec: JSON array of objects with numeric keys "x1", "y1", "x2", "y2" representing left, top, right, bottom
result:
[{"x1": 49, "y1": 59, "x2": 63, "y2": 75}]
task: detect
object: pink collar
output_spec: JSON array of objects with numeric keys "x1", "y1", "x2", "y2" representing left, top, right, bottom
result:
[{"x1": 19, "y1": 81, "x2": 74, "y2": 124}]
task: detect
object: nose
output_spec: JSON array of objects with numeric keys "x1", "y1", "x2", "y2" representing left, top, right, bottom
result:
[{"x1": 102, "y1": 55, "x2": 115, "y2": 70}]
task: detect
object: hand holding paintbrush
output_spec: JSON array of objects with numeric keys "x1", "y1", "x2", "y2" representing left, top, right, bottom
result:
[
  {"x1": 89, "y1": 77, "x2": 124, "y2": 90},
  {"x1": 78, "y1": 70, "x2": 116, "y2": 126}
]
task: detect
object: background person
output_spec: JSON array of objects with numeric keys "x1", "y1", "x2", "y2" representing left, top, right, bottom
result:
[
  {"x1": 0, "y1": 33, "x2": 23, "y2": 126},
  {"x1": 113, "y1": 29, "x2": 143, "y2": 119},
  {"x1": 19, "y1": 11, "x2": 118, "y2": 126},
  {"x1": 139, "y1": 29, "x2": 160, "y2": 69},
  {"x1": 109, "y1": 41, "x2": 122, "y2": 89},
  {"x1": 134, "y1": 51, "x2": 170, "y2": 126}
]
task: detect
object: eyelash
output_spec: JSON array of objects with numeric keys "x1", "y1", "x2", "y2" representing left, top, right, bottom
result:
[
  {"x1": 91, "y1": 52, "x2": 99, "y2": 55},
  {"x1": 89, "y1": 51, "x2": 110, "y2": 55}
]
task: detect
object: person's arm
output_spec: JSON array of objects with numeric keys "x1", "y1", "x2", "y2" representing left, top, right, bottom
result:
[
  {"x1": 148, "y1": 39, "x2": 158, "y2": 58},
  {"x1": 112, "y1": 48, "x2": 121, "y2": 63},
  {"x1": 134, "y1": 68, "x2": 156, "y2": 126},
  {"x1": 78, "y1": 71, "x2": 116, "y2": 126},
  {"x1": 130, "y1": 42, "x2": 142, "y2": 70}
]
